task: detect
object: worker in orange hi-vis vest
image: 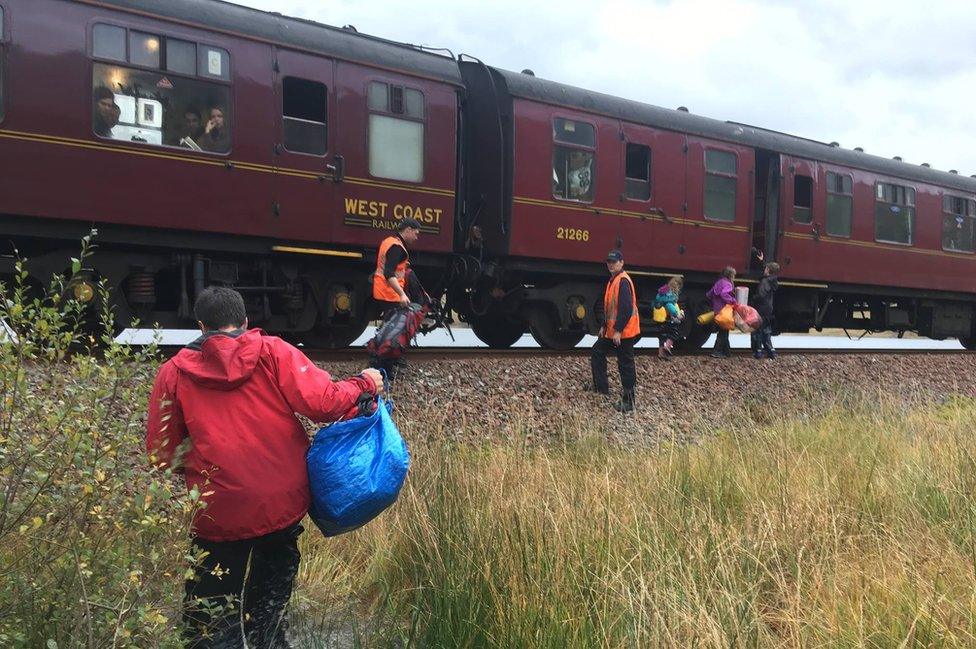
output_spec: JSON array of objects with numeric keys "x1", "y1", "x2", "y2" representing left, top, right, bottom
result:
[
  {"x1": 373, "y1": 217, "x2": 422, "y2": 307},
  {"x1": 371, "y1": 217, "x2": 425, "y2": 376},
  {"x1": 588, "y1": 249, "x2": 641, "y2": 412}
]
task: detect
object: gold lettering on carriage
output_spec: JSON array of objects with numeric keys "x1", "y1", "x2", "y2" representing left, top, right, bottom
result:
[{"x1": 343, "y1": 197, "x2": 443, "y2": 232}]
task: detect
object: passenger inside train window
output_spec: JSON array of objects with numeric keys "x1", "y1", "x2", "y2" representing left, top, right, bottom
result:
[
  {"x1": 552, "y1": 147, "x2": 594, "y2": 201},
  {"x1": 195, "y1": 106, "x2": 229, "y2": 152},
  {"x1": 92, "y1": 87, "x2": 121, "y2": 138},
  {"x1": 91, "y1": 62, "x2": 231, "y2": 152}
]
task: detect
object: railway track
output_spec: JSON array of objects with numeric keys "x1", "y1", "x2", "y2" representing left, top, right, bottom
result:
[{"x1": 297, "y1": 346, "x2": 971, "y2": 363}]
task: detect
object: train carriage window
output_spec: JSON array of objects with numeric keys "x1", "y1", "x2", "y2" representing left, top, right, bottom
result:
[
  {"x1": 874, "y1": 181, "x2": 915, "y2": 245},
  {"x1": 825, "y1": 171, "x2": 853, "y2": 237},
  {"x1": 282, "y1": 77, "x2": 327, "y2": 156},
  {"x1": 93, "y1": 24, "x2": 126, "y2": 62},
  {"x1": 129, "y1": 31, "x2": 161, "y2": 69},
  {"x1": 624, "y1": 144, "x2": 651, "y2": 201},
  {"x1": 552, "y1": 118, "x2": 595, "y2": 202},
  {"x1": 166, "y1": 39, "x2": 196, "y2": 76},
  {"x1": 792, "y1": 175, "x2": 813, "y2": 223},
  {"x1": 367, "y1": 81, "x2": 424, "y2": 182},
  {"x1": 91, "y1": 62, "x2": 231, "y2": 153},
  {"x1": 704, "y1": 149, "x2": 737, "y2": 222},
  {"x1": 942, "y1": 195, "x2": 976, "y2": 253}
]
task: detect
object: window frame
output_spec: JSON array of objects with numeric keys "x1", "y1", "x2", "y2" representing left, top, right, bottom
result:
[
  {"x1": 623, "y1": 142, "x2": 651, "y2": 202},
  {"x1": 824, "y1": 170, "x2": 853, "y2": 238},
  {"x1": 365, "y1": 79, "x2": 426, "y2": 184},
  {"x1": 281, "y1": 75, "x2": 328, "y2": 158},
  {"x1": 873, "y1": 180, "x2": 916, "y2": 246},
  {"x1": 791, "y1": 173, "x2": 814, "y2": 224},
  {"x1": 551, "y1": 116, "x2": 597, "y2": 204},
  {"x1": 703, "y1": 147, "x2": 738, "y2": 222},
  {"x1": 90, "y1": 22, "x2": 232, "y2": 86},
  {"x1": 88, "y1": 21, "x2": 234, "y2": 155},
  {"x1": 941, "y1": 194, "x2": 976, "y2": 254}
]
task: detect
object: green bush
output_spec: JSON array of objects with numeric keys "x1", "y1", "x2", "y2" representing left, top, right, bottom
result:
[{"x1": 0, "y1": 235, "x2": 198, "y2": 648}]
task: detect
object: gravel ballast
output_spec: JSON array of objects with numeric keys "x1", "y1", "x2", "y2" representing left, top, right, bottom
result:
[{"x1": 316, "y1": 353, "x2": 976, "y2": 447}]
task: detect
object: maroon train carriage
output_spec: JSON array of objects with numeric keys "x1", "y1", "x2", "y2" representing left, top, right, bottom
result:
[
  {"x1": 0, "y1": 0, "x2": 460, "y2": 346},
  {"x1": 1, "y1": 0, "x2": 975, "y2": 351},
  {"x1": 456, "y1": 64, "x2": 976, "y2": 350}
]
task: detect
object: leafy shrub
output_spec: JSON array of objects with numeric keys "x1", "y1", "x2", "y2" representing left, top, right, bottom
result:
[{"x1": 0, "y1": 235, "x2": 198, "y2": 648}]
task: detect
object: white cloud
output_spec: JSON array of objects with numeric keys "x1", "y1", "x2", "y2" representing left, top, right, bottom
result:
[{"x1": 233, "y1": 0, "x2": 976, "y2": 174}]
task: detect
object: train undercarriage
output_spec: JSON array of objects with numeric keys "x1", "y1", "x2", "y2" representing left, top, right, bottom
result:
[{"x1": 3, "y1": 230, "x2": 975, "y2": 352}]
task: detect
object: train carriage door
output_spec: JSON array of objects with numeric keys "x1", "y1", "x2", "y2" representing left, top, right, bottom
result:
[
  {"x1": 271, "y1": 48, "x2": 336, "y2": 242},
  {"x1": 618, "y1": 123, "x2": 687, "y2": 266},
  {"x1": 752, "y1": 150, "x2": 781, "y2": 271}
]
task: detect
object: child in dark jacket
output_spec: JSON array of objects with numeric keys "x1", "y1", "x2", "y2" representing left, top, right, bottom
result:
[
  {"x1": 653, "y1": 276, "x2": 684, "y2": 359},
  {"x1": 751, "y1": 262, "x2": 780, "y2": 358}
]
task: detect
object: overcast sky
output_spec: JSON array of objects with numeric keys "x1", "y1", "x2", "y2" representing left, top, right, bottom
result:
[{"x1": 234, "y1": 0, "x2": 976, "y2": 175}]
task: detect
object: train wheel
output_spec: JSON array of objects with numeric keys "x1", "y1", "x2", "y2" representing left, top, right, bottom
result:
[
  {"x1": 527, "y1": 308, "x2": 585, "y2": 351},
  {"x1": 470, "y1": 315, "x2": 524, "y2": 349},
  {"x1": 960, "y1": 336, "x2": 976, "y2": 351},
  {"x1": 676, "y1": 324, "x2": 713, "y2": 351}
]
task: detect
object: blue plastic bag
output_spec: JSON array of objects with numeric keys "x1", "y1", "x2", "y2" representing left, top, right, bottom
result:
[{"x1": 307, "y1": 397, "x2": 409, "y2": 537}]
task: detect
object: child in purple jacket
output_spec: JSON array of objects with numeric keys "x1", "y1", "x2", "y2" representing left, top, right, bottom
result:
[{"x1": 706, "y1": 266, "x2": 738, "y2": 358}]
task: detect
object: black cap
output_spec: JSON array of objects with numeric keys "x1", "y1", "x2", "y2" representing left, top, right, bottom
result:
[
  {"x1": 397, "y1": 217, "x2": 422, "y2": 232},
  {"x1": 606, "y1": 249, "x2": 623, "y2": 262}
]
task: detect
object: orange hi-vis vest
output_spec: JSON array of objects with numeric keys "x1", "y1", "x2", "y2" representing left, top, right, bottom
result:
[
  {"x1": 373, "y1": 236, "x2": 409, "y2": 302},
  {"x1": 603, "y1": 271, "x2": 640, "y2": 339}
]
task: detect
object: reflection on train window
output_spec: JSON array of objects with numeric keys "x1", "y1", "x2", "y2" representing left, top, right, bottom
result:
[
  {"x1": 704, "y1": 149, "x2": 736, "y2": 221},
  {"x1": 792, "y1": 174, "x2": 813, "y2": 223},
  {"x1": 94, "y1": 24, "x2": 126, "y2": 61},
  {"x1": 625, "y1": 144, "x2": 650, "y2": 201},
  {"x1": 129, "y1": 31, "x2": 160, "y2": 69},
  {"x1": 166, "y1": 39, "x2": 196, "y2": 76},
  {"x1": 282, "y1": 77, "x2": 327, "y2": 156},
  {"x1": 552, "y1": 118, "x2": 596, "y2": 202},
  {"x1": 553, "y1": 118, "x2": 595, "y2": 147},
  {"x1": 367, "y1": 81, "x2": 424, "y2": 182},
  {"x1": 874, "y1": 181, "x2": 915, "y2": 245},
  {"x1": 825, "y1": 171, "x2": 853, "y2": 237},
  {"x1": 942, "y1": 195, "x2": 976, "y2": 253},
  {"x1": 91, "y1": 62, "x2": 231, "y2": 153}
]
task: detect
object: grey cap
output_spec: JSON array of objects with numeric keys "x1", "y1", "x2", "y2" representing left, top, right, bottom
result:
[{"x1": 397, "y1": 217, "x2": 422, "y2": 232}]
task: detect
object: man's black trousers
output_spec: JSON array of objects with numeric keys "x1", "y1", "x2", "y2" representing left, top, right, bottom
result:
[
  {"x1": 591, "y1": 335, "x2": 638, "y2": 393},
  {"x1": 183, "y1": 523, "x2": 303, "y2": 649}
]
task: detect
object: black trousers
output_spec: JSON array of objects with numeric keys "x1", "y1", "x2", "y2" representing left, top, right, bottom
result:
[
  {"x1": 751, "y1": 324, "x2": 774, "y2": 354},
  {"x1": 183, "y1": 523, "x2": 303, "y2": 649},
  {"x1": 713, "y1": 328, "x2": 731, "y2": 356},
  {"x1": 591, "y1": 336, "x2": 638, "y2": 393}
]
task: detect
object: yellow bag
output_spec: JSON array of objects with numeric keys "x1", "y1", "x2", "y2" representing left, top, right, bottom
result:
[
  {"x1": 652, "y1": 306, "x2": 667, "y2": 323},
  {"x1": 696, "y1": 310, "x2": 715, "y2": 326},
  {"x1": 714, "y1": 304, "x2": 736, "y2": 331}
]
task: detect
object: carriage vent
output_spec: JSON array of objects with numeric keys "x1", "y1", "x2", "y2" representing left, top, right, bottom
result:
[{"x1": 391, "y1": 86, "x2": 405, "y2": 114}]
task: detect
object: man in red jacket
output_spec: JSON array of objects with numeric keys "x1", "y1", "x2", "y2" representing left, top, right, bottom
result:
[{"x1": 146, "y1": 287, "x2": 383, "y2": 649}]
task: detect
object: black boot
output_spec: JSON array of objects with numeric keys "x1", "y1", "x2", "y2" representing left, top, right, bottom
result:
[
  {"x1": 614, "y1": 390, "x2": 635, "y2": 413},
  {"x1": 583, "y1": 381, "x2": 610, "y2": 396}
]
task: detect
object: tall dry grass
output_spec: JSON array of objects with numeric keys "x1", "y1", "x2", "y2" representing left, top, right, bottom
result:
[{"x1": 295, "y1": 394, "x2": 976, "y2": 648}]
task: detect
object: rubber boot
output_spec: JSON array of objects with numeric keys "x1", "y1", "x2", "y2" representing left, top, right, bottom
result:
[
  {"x1": 583, "y1": 381, "x2": 610, "y2": 396},
  {"x1": 664, "y1": 339, "x2": 674, "y2": 358},
  {"x1": 614, "y1": 390, "x2": 635, "y2": 413}
]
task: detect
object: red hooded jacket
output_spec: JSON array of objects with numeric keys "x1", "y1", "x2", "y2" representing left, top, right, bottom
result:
[{"x1": 146, "y1": 329, "x2": 376, "y2": 541}]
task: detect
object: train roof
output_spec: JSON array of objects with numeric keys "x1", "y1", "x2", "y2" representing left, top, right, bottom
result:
[
  {"x1": 76, "y1": 0, "x2": 463, "y2": 85},
  {"x1": 492, "y1": 67, "x2": 976, "y2": 194}
]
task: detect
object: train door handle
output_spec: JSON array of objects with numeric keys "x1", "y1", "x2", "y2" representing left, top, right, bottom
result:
[
  {"x1": 811, "y1": 223, "x2": 821, "y2": 241},
  {"x1": 326, "y1": 154, "x2": 345, "y2": 183}
]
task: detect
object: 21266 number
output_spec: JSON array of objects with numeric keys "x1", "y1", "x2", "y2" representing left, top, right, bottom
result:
[{"x1": 557, "y1": 227, "x2": 590, "y2": 242}]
